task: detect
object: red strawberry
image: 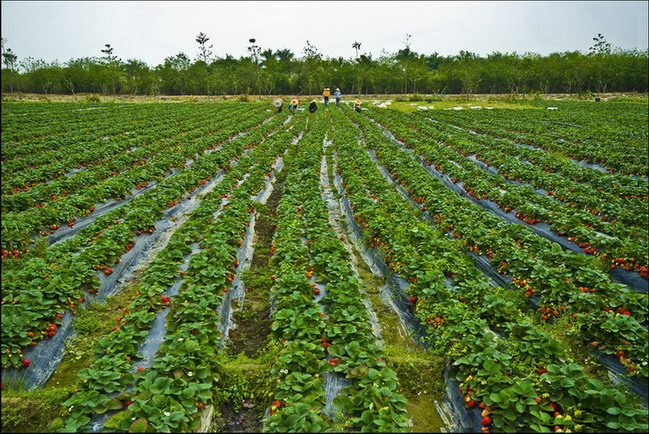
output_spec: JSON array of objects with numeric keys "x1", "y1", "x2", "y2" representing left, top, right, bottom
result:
[
  {"x1": 481, "y1": 416, "x2": 492, "y2": 426},
  {"x1": 21, "y1": 359, "x2": 31, "y2": 368},
  {"x1": 409, "y1": 296, "x2": 417, "y2": 303},
  {"x1": 314, "y1": 289, "x2": 321, "y2": 295}
]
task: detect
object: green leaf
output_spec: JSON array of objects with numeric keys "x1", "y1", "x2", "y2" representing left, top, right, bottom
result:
[
  {"x1": 129, "y1": 417, "x2": 149, "y2": 433},
  {"x1": 104, "y1": 411, "x2": 132, "y2": 429},
  {"x1": 106, "y1": 398, "x2": 124, "y2": 410},
  {"x1": 198, "y1": 389, "x2": 212, "y2": 400}
]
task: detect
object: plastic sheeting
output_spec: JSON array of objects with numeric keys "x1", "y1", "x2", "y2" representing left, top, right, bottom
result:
[
  {"x1": 1, "y1": 311, "x2": 75, "y2": 390},
  {"x1": 598, "y1": 353, "x2": 648, "y2": 405},
  {"x1": 219, "y1": 212, "x2": 257, "y2": 347},
  {"x1": 319, "y1": 152, "x2": 383, "y2": 341},
  {"x1": 135, "y1": 243, "x2": 200, "y2": 372},
  {"x1": 48, "y1": 181, "x2": 159, "y2": 246},
  {"x1": 220, "y1": 154, "x2": 286, "y2": 346}
]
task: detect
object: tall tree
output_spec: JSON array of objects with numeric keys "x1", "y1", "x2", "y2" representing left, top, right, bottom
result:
[
  {"x1": 589, "y1": 33, "x2": 612, "y2": 55},
  {"x1": 352, "y1": 41, "x2": 361, "y2": 59},
  {"x1": 195, "y1": 32, "x2": 213, "y2": 63}
]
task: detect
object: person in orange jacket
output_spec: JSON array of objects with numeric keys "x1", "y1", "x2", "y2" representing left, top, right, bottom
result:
[{"x1": 322, "y1": 88, "x2": 331, "y2": 106}]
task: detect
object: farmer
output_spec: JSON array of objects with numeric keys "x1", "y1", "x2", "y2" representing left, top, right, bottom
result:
[
  {"x1": 334, "y1": 88, "x2": 342, "y2": 106},
  {"x1": 273, "y1": 98, "x2": 284, "y2": 113},
  {"x1": 322, "y1": 88, "x2": 330, "y2": 106},
  {"x1": 288, "y1": 98, "x2": 300, "y2": 115},
  {"x1": 309, "y1": 99, "x2": 318, "y2": 115},
  {"x1": 354, "y1": 99, "x2": 362, "y2": 113}
]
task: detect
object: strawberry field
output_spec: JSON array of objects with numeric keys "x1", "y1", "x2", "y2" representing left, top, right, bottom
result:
[{"x1": 1, "y1": 100, "x2": 648, "y2": 433}]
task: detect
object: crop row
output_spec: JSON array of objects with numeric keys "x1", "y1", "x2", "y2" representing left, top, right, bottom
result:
[
  {"x1": 367, "y1": 108, "x2": 648, "y2": 276},
  {"x1": 327, "y1": 106, "x2": 647, "y2": 432},
  {"x1": 1, "y1": 103, "x2": 198, "y2": 181},
  {"x1": 2, "y1": 104, "x2": 252, "y2": 210},
  {"x1": 1, "y1": 105, "x2": 270, "y2": 253},
  {"x1": 342, "y1": 107, "x2": 648, "y2": 377},
  {"x1": 1, "y1": 111, "x2": 290, "y2": 369},
  {"x1": 420, "y1": 110, "x2": 647, "y2": 189},
  {"x1": 57, "y1": 115, "x2": 302, "y2": 432},
  {"x1": 425, "y1": 106, "x2": 648, "y2": 176},
  {"x1": 1, "y1": 103, "x2": 156, "y2": 158},
  {"x1": 265, "y1": 116, "x2": 409, "y2": 432}
]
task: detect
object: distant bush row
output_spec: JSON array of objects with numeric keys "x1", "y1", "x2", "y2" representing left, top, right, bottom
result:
[{"x1": 2, "y1": 48, "x2": 647, "y2": 96}]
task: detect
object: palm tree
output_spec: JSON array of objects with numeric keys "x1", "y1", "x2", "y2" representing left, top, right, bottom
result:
[{"x1": 352, "y1": 41, "x2": 361, "y2": 60}]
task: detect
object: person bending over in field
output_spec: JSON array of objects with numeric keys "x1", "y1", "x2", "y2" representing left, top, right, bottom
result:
[
  {"x1": 354, "y1": 99, "x2": 362, "y2": 112},
  {"x1": 288, "y1": 98, "x2": 300, "y2": 115},
  {"x1": 309, "y1": 99, "x2": 318, "y2": 115}
]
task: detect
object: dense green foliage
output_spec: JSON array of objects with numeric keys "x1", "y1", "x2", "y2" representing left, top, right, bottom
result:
[{"x1": 2, "y1": 46, "x2": 647, "y2": 95}]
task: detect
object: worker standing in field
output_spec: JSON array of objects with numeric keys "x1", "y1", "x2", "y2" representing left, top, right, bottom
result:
[
  {"x1": 322, "y1": 88, "x2": 330, "y2": 106},
  {"x1": 354, "y1": 99, "x2": 362, "y2": 113},
  {"x1": 309, "y1": 99, "x2": 318, "y2": 115},
  {"x1": 334, "y1": 88, "x2": 342, "y2": 106},
  {"x1": 288, "y1": 98, "x2": 300, "y2": 115}
]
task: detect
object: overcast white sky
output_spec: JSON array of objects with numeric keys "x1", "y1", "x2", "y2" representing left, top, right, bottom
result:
[{"x1": 2, "y1": 1, "x2": 648, "y2": 66}]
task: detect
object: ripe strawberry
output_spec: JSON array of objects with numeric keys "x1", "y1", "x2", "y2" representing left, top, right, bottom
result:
[
  {"x1": 548, "y1": 402, "x2": 559, "y2": 411},
  {"x1": 409, "y1": 296, "x2": 417, "y2": 303},
  {"x1": 313, "y1": 289, "x2": 321, "y2": 295},
  {"x1": 481, "y1": 416, "x2": 492, "y2": 426},
  {"x1": 21, "y1": 359, "x2": 31, "y2": 368}
]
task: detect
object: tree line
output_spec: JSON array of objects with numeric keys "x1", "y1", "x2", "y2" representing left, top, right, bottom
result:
[{"x1": 1, "y1": 35, "x2": 647, "y2": 96}]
